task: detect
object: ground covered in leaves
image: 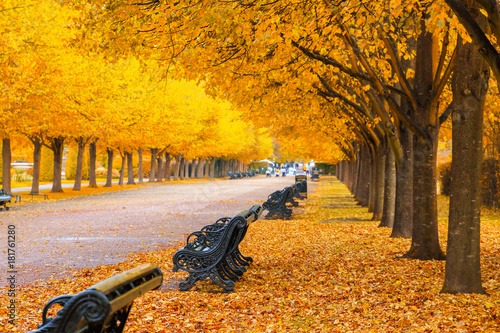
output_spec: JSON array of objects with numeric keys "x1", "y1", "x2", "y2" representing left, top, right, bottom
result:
[{"x1": 1, "y1": 177, "x2": 499, "y2": 332}]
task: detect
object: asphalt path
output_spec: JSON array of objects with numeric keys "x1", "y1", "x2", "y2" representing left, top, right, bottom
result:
[{"x1": 1, "y1": 175, "x2": 317, "y2": 286}]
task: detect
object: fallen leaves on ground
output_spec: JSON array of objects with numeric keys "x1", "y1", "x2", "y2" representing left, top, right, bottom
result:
[{"x1": 1, "y1": 177, "x2": 499, "y2": 332}]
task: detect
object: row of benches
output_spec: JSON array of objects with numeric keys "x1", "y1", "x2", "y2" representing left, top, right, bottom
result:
[
  {"x1": 263, "y1": 179, "x2": 307, "y2": 219},
  {"x1": 171, "y1": 179, "x2": 308, "y2": 291},
  {"x1": 228, "y1": 171, "x2": 257, "y2": 179},
  {"x1": 29, "y1": 179, "x2": 308, "y2": 332}
]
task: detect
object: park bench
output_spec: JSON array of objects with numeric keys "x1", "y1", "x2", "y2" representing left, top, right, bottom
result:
[
  {"x1": 173, "y1": 205, "x2": 262, "y2": 292},
  {"x1": 311, "y1": 169, "x2": 320, "y2": 181},
  {"x1": 18, "y1": 193, "x2": 49, "y2": 202},
  {"x1": 292, "y1": 180, "x2": 307, "y2": 200},
  {"x1": 0, "y1": 189, "x2": 12, "y2": 211},
  {"x1": 287, "y1": 182, "x2": 305, "y2": 207},
  {"x1": 29, "y1": 263, "x2": 163, "y2": 333},
  {"x1": 262, "y1": 186, "x2": 294, "y2": 219},
  {"x1": 295, "y1": 176, "x2": 308, "y2": 198}
]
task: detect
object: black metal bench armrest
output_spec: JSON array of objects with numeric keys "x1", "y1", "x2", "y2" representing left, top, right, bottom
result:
[{"x1": 30, "y1": 263, "x2": 163, "y2": 333}]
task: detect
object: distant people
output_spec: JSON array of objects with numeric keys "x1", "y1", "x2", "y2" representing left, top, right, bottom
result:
[
  {"x1": 281, "y1": 166, "x2": 286, "y2": 176},
  {"x1": 276, "y1": 168, "x2": 280, "y2": 177}
]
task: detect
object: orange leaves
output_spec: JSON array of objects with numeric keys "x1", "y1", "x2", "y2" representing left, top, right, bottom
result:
[{"x1": 2, "y1": 178, "x2": 498, "y2": 332}]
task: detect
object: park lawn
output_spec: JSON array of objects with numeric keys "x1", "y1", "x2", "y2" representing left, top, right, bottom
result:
[
  {"x1": 12, "y1": 183, "x2": 145, "y2": 203},
  {"x1": 2, "y1": 178, "x2": 499, "y2": 332},
  {"x1": 9, "y1": 178, "x2": 212, "y2": 203},
  {"x1": 10, "y1": 178, "x2": 110, "y2": 188}
]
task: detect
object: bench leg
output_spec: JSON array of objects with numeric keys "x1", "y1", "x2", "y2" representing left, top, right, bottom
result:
[
  {"x1": 209, "y1": 269, "x2": 235, "y2": 293},
  {"x1": 233, "y1": 248, "x2": 253, "y2": 266},
  {"x1": 179, "y1": 272, "x2": 205, "y2": 291}
]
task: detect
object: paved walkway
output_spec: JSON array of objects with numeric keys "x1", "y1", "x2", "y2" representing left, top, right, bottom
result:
[{"x1": 0, "y1": 176, "x2": 318, "y2": 286}]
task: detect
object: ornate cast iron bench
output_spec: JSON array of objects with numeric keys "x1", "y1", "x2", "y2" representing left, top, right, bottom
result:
[
  {"x1": 295, "y1": 176, "x2": 308, "y2": 198},
  {"x1": 29, "y1": 263, "x2": 163, "y2": 333},
  {"x1": 262, "y1": 186, "x2": 293, "y2": 219},
  {"x1": 173, "y1": 205, "x2": 262, "y2": 292},
  {"x1": 0, "y1": 189, "x2": 12, "y2": 211},
  {"x1": 287, "y1": 182, "x2": 305, "y2": 207}
]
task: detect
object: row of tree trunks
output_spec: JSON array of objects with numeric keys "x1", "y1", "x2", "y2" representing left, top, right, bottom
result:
[
  {"x1": 337, "y1": 22, "x2": 488, "y2": 292},
  {"x1": 1, "y1": 142, "x2": 247, "y2": 195},
  {"x1": 337, "y1": 139, "x2": 408, "y2": 233}
]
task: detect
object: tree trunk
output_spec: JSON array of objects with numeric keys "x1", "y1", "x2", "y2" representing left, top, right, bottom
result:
[
  {"x1": 164, "y1": 153, "x2": 171, "y2": 181},
  {"x1": 31, "y1": 138, "x2": 42, "y2": 194},
  {"x1": 441, "y1": 31, "x2": 489, "y2": 294},
  {"x1": 183, "y1": 159, "x2": 190, "y2": 180},
  {"x1": 2, "y1": 138, "x2": 11, "y2": 193},
  {"x1": 51, "y1": 137, "x2": 65, "y2": 193},
  {"x1": 138, "y1": 148, "x2": 143, "y2": 184},
  {"x1": 127, "y1": 152, "x2": 135, "y2": 185},
  {"x1": 149, "y1": 148, "x2": 157, "y2": 182},
  {"x1": 73, "y1": 137, "x2": 85, "y2": 191},
  {"x1": 179, "y1": 157, "x2": 185, "y2": 180},
  {"x1": 88, "y1": 141, "x2": 98, "y2": 188},
  {"x1": 104, "y1": 148, "x2": 113, "y2": 187},
  {"x1": 156, "y1": 151, "x2": 164, "y2": 182},
  {"x1": 356, "y1": 145, "x2": 371, "y2": 207},
  {"x1": 174, "y1": 154, "x2": 181, "y2": 181},
  {"x1": 367, "y1": 149, "x2": 376, "y2": 213},
  {"x1": 391, "y1": 125, "x2": 413, "y2": 238},
  {"x1": 210, "y1": 158, "x2": 216, "y2": 179},
  {"x1": 372, "y1": 143, "x2": 386, "y2": 221},
  {"x1": 197, "y1": 158, "x2": 204, "y2": 179},
  {"x1": 379, "y1": 143, "x2": 396, "y2": 228},
  {"x1": 118, "y1": 152, "x2": 125, "y2": 186},
  {"x1": 405, "y1": 132, "x2": 445, "y2": 259},
  {"x1": 404, "y1": 17, "x2": 445, "y2": 260},
  {"x1": 352, "y1": 149, "x2": 361, "y2": 200}
]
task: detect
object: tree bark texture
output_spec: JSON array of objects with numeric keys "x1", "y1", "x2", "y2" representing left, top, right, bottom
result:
[
  {"x1": 118, "y1": 152, "x2": 125, "y2": 186},
  {"x1": 105, "y1": 148, "x2": 114, "y2": 187},
  {"x1": 392, "y1": 125, "x2": 413, "y2": 238},
  {"x1": 156, "y1": 151, "x2": 164, "y2": 182},
  {"x1": 31, "y1": 138, "x2": 42, "y2": 194},
  {"x1": 372, "y1": 143, "x2": 386, "y2": 221},
  {"x1": 138, "y1": 148, "x2": 144, "y2": 184},
  {"x1": 179, "y1": 156, "x2": 185, "y2": 180},
  {"x1": 127, "y1": 152, "x2": 135, "y2": 185},
  {"x1": 73, "y1": 138, "x2": 85, "y2": 191},
  {"x1": 379, "y1": 143, "x2": 396, "y2": 228},
  {"x1": 51, "y1": 137, "x2": 65, "y2": 193},
  {"x1": 404, "y1": 17, "x2": 445, "y2": 260},
  {"x1": 442, "y1": 30, "x2": 489, "y2": 294},
  {"x1": 367, "y1": 149, "x2": 376, "y2": 213},
  {"x1": 355, "y1": 146, "x2": 371, "y2": 207},
  {"x1": 2, "y1": 138, "x2": 11, "y2": 193},
  {"x1": 174, "y1": 153, "x2": 182, "y2": 181},
  {"x1": 164, "y1": 153, "x2": 171, "y2": 181},
  {"x1": 88, "y1": 141, "x2": 98, "y2": 188},
  {"x1": 149, "y1": 148, "x2": 157, "y2": 182}
]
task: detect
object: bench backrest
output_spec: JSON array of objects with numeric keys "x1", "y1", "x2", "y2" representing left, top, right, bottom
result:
[{"x1": 30, "y1": 263, "x2": 163, "y2": 333}]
